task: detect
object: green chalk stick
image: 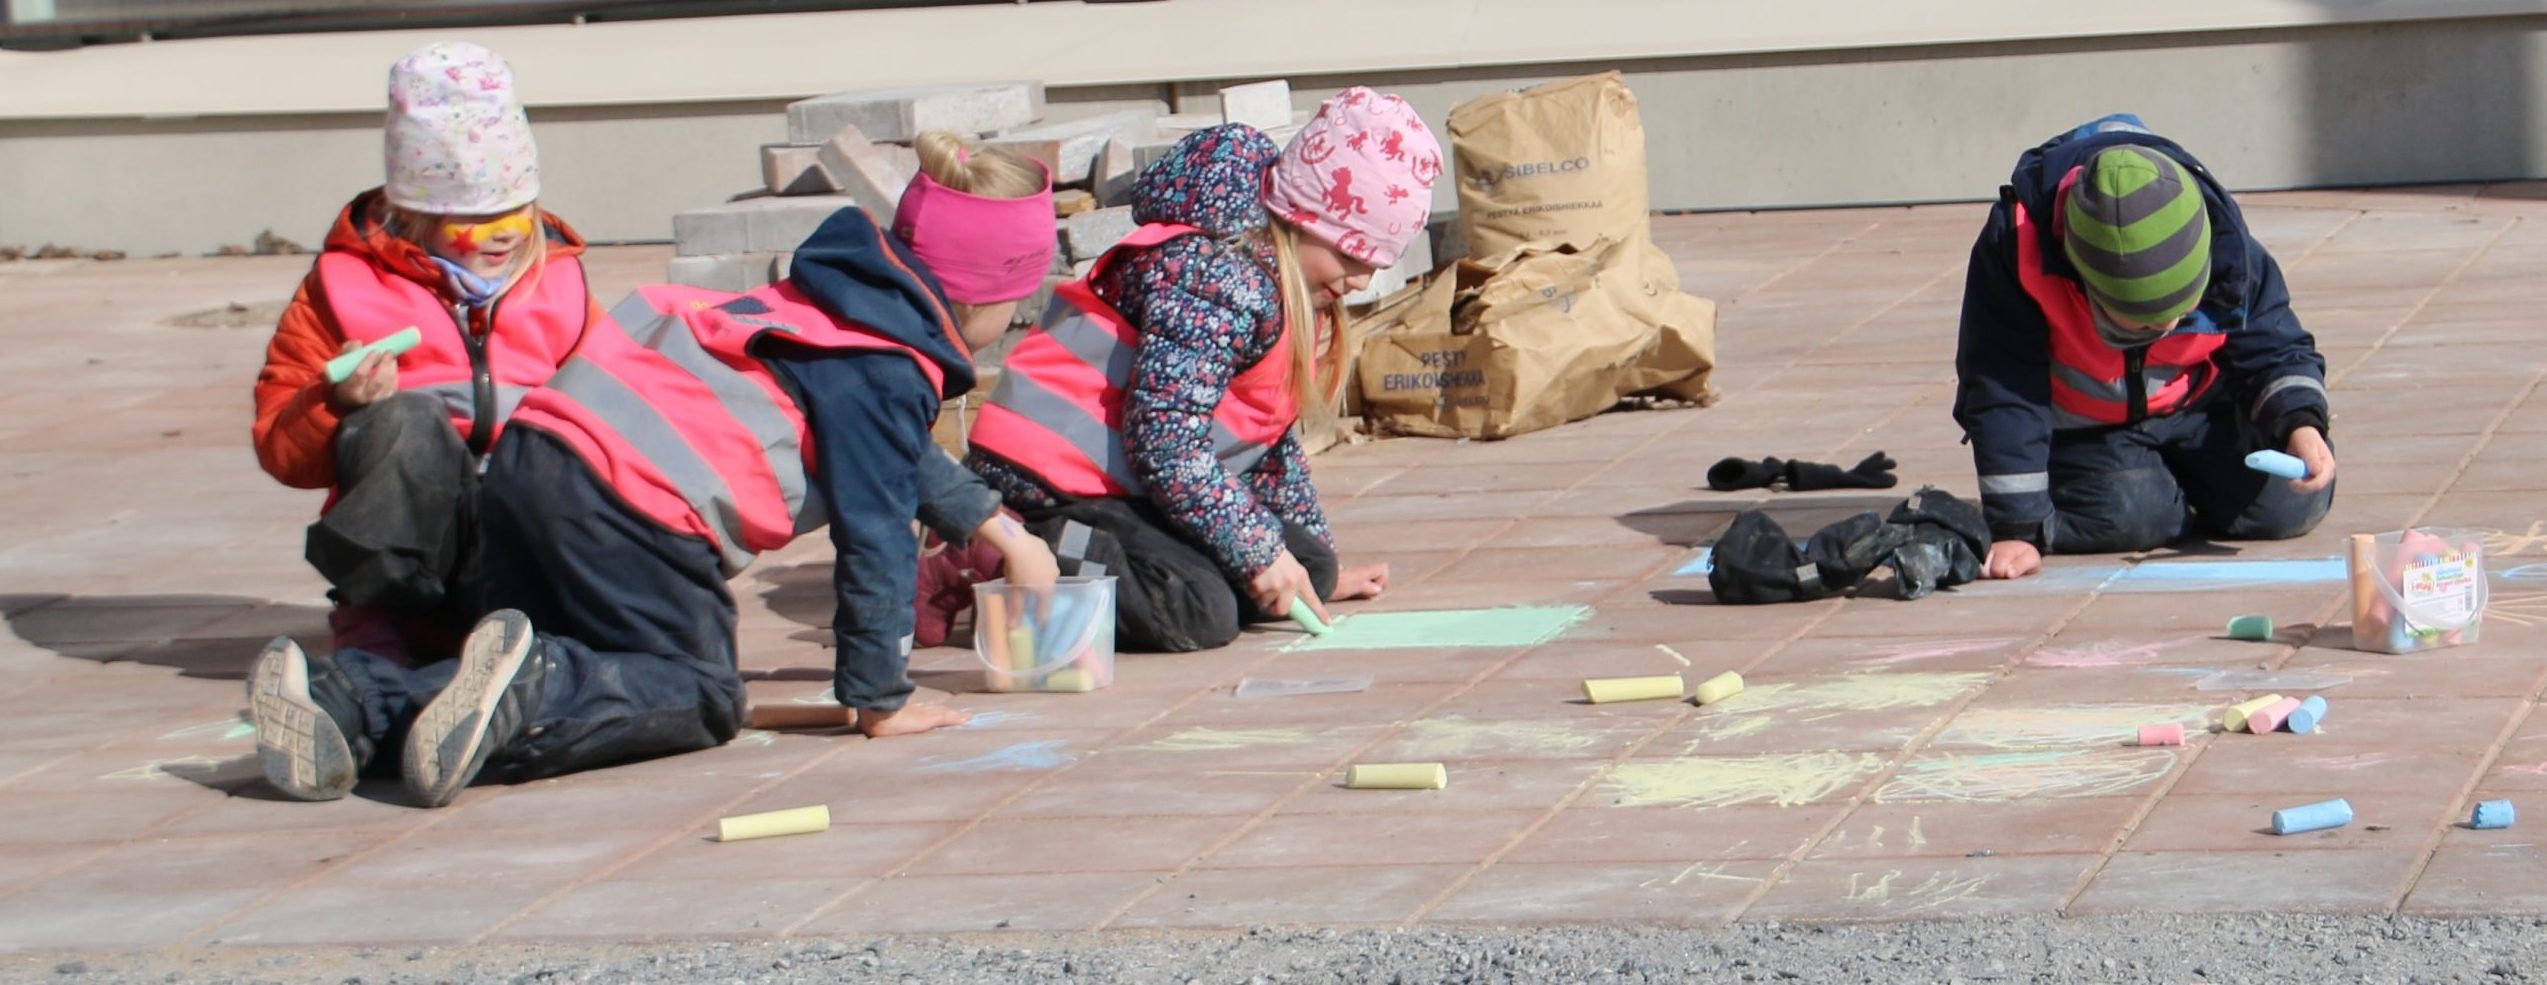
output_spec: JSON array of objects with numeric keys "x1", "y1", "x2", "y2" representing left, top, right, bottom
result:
[
  {"x1": 2226, "y1": 615, "x2": 2273, "y2": 641},
  {"x1": 324, "y1": 326, "x2": 423, "y2": 383},
  {"x1": 1288, "y1": 597, "x2": 1332, "y2": 637}
]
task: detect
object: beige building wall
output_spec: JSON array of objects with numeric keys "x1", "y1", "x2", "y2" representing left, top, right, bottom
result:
[{"x1": 0, "y1": 1, "x2": 2541, "y2": 254}]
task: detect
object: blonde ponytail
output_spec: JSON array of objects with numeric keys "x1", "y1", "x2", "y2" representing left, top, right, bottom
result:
[{"x1": 913, "y1": 130, "x2": 1046, "y2": 199}]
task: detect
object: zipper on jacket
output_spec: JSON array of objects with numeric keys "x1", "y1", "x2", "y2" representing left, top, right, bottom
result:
[
  {"x1": 2123, "y1": 347, "x2": 2149, "y2": 425},
  {"x1": 458, "y1": 301, "x2": 497, "y2": 455}
]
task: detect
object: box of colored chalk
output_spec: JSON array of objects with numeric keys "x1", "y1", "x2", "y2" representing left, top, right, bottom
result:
[
  {"x1": 2345, "y1": 528, "x2": 2486, "y2": 655},
  {"x1": 971, "y1": 576, "x2": 1118, "y2": 694}
]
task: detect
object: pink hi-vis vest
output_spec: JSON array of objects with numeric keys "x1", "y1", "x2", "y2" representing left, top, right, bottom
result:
[
  {"x1": 507, "y1": 284, "x2": 945, "y2": 575},
  {"x1": 2013, "y1": 180, "x2": 2224, "y2": 429},
  {"x1": 314, "y1": 251, "x2": 589, "y2": 450},
  {"x1": 969, "y1": 223, "x2": 1299, "y2": 498}
]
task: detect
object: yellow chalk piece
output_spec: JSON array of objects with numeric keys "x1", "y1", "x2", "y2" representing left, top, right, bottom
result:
[
  {"x1": 1584, "y1": 674, "x2": 1684, "y2": 704},
  {"x1": 1692, "y1": 670, "x2": 1746, "y2": 706},
  {"x1": 2224, "y1": 694, "x2": 2286, "y2": 733},
  {"x1": 717, "y1": 804, "x2": 830, "y2": 843},
  {"x1": 1346, "y1": 763, "x2": 1448, "y2": 790},
  {"x1": 1044, "y1": 668, "x2": 1095, "y2": 692},
  {"x1": 1007, "y1": 624, "x2": 1038, "y2": 673}
]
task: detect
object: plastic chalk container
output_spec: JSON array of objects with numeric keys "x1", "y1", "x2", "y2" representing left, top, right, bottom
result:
[
  {"x1": 972, "y1": 576, "x2": 1117, "y2": 693},
  {"x1": 2346, "y1": 528, "x2": 2486, "y2": 655}
]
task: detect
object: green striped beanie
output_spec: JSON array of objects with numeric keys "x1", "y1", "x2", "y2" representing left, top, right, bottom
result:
[{"x1": 2063, "y1": 146, "x2": 2211, "y2": 325}]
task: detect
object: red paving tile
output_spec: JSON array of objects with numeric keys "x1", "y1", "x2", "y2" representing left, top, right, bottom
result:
[
  {"x1": 211, "y1": 881, "x2": 567, "y2": 947},
  {"x1": 13, "y1": 199, "x2": 2547, "y2": 947},
  {"x1": 1742, "y1": 854, "x2": 2100, "y2": 921},
  {"x1": 492, "y1": 878, "x2": 864, "y2": 941},
  {"x1": 2068, "y1": 850, "x2": 2424, "y2": 915},
  {"x1": 1424, "y1": 860, "x2": 1775, "y2": 925},
  {"x1": 0, "y1": 887, "x2": 269, "y2": 951},
  {"x1": 1504, "y1": 804, "x2": 1844, "y2": 864},
  {"x1": 1112, "y1": 863, "x2": 1468, "y2": 928},
  {"x1": 804, "y1": 872, "x2": 1163, "y2": 934},
  {"x1": 1811, "y1": 798, "x2": 2144, "y2": 859},
  {"x1": 906, "y1": 815, "x2": 1249, "y2": 876},
  {"x1": 1208, "y1": 810, "x2": 1541, "y2": 869}
]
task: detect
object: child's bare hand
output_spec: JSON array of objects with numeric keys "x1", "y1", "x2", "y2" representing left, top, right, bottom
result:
[
  {"x1": 1331, "y1": 562, "x2": 1389, "y2": 602},
  {"x1": 1249, "y1": 550, "x2": 1328, "y2": 624},
  {"x1": 332, "y1": 341, "x2": 397, "y2": 408},
  {"x1": 856, "y1": 702, "x2": 971, "y2": 738}
]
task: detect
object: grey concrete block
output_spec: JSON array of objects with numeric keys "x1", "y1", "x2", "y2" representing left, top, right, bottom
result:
[
  {"x1": 762, "y1": 143, "x2": 836, "y2": 197},
  {"x1": 674, "y1": 196, "x2": 860, "y2": 256},
  {"x1": 1154, "y1": 111, "x2": 1221, "y2": 135},
  {"x1": 1063, "y1": 206, "x2": 1138, "y2": 265},
  {"x1": 666, "y1": 252, "x2": 791, "y2": 293},
  {"x1": 816, "y1": 127, "x2": 913, "y2": 217},
  {"x1": 786, "y1": 81, "x2": 1043, "y2": 144},
  {"x1": 1095, "y1": 138, "x2": 1139, "y2": 207},
  {"x1": 1218, "y1": 79, "x2": 1293, "y2": 130},
  {"x1": 987, "y1": 110, "x2": 1159, "y2": 184}
]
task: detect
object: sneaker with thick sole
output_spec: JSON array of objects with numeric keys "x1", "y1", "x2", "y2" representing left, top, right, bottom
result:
[
  {"x1": 246, "y1": 637, "x2": 358, "y2": 801},
  {"x1": 402, "y1": 609, "x2": 543, "y2": 808}
]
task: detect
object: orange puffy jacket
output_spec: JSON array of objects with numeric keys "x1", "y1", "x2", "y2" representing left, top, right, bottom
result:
[{"x1": 251, "y1": 189, "x2": 599, "y2": 491}]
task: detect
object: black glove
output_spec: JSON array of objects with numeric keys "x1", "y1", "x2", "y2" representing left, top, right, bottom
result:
[
  {"x1": 1784, "y1": 452, "x2": 1900, "y2": 491},
  {"x1": 1706, "y1": 456, "x2": 1787, "y2": 491}
]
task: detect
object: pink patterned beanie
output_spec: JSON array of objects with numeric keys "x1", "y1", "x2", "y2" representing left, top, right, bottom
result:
[
  {"x1": 384, "y1": 42, "x2": 540, "y2": 216},
  {"x1": 1260, "y1": 86, "x2": 1443, "y2": 268}
]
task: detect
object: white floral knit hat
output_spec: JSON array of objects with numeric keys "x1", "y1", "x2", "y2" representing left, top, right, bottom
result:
[{"x1": 383, "y1": 42, "x2": 540, "y2": 215}]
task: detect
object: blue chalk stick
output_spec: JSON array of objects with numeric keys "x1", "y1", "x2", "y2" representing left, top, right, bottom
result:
[
  {"x1": 2473, "y1": 800, "x2": 2517, "y2": 830},
  {"x1": 2272, "y1": 798, "x2": 2354, "y2": 835},
  {"x1": 2285, "y1": 695, "x2": 2329, "y2": 734},
  {"x1": 2245, "y1": 449, "x2": 2309, "y2": 480}
]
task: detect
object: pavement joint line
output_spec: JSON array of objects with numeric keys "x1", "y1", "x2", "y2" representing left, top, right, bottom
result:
[
  {"x1": 2324, "y1": 215, "x2": 2521, "y2": 390},
  {"x1": 1724, "y1": 589, "x2": 2104, "y2": 923},
  {"x1": 1086, "y1": 626, "x2": 1586, "y2": 931},
  {"x1": 464, "y1": 710, "x2": 897, "y2": 944},
  {"x1": 1076, "y1": 417, "x2": 1710, "y2": 933},
  {"x1": 1396, "y1": 581, "x2": 1856, "y2": 926},
  {"x1": 780, "y1": 634, "x2": 1312, "y2": 936},
  {"x1": 2391, "y1": 692, "x2": 2540, "y2": 916}
]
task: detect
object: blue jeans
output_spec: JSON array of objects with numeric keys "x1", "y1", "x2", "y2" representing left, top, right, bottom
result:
[{"x1": 2043, "y1": 398, "x2": 2335, "y2": 554}]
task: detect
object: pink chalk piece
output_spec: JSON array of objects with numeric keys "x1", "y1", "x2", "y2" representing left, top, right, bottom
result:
[
  {"x1": 2247, "y1": 696, "x2": 2304, "y2": 734},
  {"x1": 2137, "y1": 722, "x2": 2186, "y2": 747}
]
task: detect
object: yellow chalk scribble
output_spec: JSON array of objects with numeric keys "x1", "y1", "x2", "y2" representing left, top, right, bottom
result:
[
  {"x1": 1395, "y1": 717, "x2": 1632, "y2": 758},
  {"x1": 1702, "y1": 673, "x2": 1990, "y2": 719},
  {"x1": 1638, "y1": 861, "x2": 1764, "y2": 889},
  {"x1": 1934, "y1": 704, "x2": 2211, "y2": 749},
  {"x1": 1600, "y1": 752, "x2": 1885, "y2": 809},
  {"x1": 1848, "y1": 869, "x2": 1997, "y2": 913},
  {"x1": 1138, "y1": 727, "x2": 1326, "y2": 753},
  {"x1": 1875, "y1": 748, "x2": 2179, "y2": 803}
]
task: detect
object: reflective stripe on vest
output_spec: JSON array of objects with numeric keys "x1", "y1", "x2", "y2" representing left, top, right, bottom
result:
[
  {"x1": 2012, "y1": 194, "x2": 2225, "y2": 429},
  {"x1": 971, "y1": 223, "x2": 1296, "y2": 498},
  {"x1": 509, "y1": 283, "x2": 933, "y2": 576},
  {"x1": 313, "y1": 252, "x2": 589, "y2": 444}
]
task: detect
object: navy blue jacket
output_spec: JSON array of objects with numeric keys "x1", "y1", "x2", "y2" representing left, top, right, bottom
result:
[
  {"x1": 1953, "y1": 115, "x2": 2330, "y2": 542},
  {"x1": 751, "y1": 206, "x2": 1002, "y2": 710}
]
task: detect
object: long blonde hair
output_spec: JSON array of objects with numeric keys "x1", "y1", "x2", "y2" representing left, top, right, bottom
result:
[
  {"x1": 913, "y1": 131, "x2": 1047, "y2": 199},
  {"x1": 384, "y1": 202, "x2": 549, "y2": 300},
  {"x1": 1266, "y1": 220, "x2": 1352, "y2": 411}
]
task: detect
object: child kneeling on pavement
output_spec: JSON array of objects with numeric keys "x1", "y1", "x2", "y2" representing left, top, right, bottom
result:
[{"x1": 247, "y1": 133, "x2": 1061, "y2": 805}]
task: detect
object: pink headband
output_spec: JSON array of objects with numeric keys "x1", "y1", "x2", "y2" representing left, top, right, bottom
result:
[{"x1": 891, "y1": 160, "x2": 1056, "y2": 305}]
